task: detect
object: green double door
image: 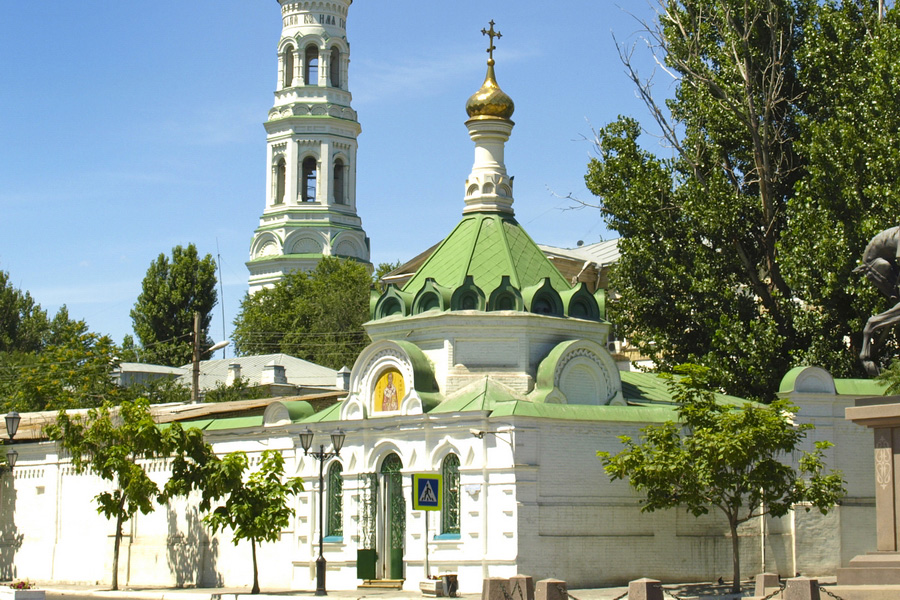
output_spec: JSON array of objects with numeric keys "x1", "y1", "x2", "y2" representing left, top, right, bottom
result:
[{"x1": 358, "y1": 453, "x2": 405, "y2": 581}]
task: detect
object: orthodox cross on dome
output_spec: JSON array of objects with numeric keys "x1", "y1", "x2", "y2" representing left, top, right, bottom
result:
[{"x1": 481, "y1": 20, "x2": 501, "y2": 64}]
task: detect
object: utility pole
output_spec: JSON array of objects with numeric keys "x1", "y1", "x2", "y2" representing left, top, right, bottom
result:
[{"x1": 192, "y1": 311, "x2": 201, "y2": 404}]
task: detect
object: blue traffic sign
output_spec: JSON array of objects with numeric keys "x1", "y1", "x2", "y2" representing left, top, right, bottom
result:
[{"x1": 412, "y1": 473, "x2": 442, "y2": 511}]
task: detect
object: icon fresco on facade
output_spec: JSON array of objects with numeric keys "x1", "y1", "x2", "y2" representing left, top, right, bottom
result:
[{"x1": 375, "y1": 368, "x2": 405, "y2": 412}]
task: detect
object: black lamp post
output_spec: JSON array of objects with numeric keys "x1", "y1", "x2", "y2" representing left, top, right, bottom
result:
[
  {"x1": 5, "y1": 411, "x2": 20, "y2": 472},
  {"x1": 299, "y1": 427, "x2": 345, "y2": 596}
]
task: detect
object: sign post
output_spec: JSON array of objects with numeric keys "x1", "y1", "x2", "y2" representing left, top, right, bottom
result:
[{"x1": 412, "y1": 473, "x2": 442, "y2": 579}]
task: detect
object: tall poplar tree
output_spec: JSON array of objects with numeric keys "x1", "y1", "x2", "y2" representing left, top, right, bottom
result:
[
  {"x1": 130, "y1": 244, "x2": 217, "y2": 367},
  {"x1": 586, "y1": 0, "x2": 900, "y2": 399}
]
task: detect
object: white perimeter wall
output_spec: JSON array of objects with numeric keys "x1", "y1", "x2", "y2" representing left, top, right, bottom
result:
[{"x1": 0, "y1": 394, "x2": 875, "y2": 592}]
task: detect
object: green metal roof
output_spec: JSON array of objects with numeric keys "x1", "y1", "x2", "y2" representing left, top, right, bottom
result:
[
  {"x1": 834, "y1": 379, "x2": 887, "y2": 396},
  {"x1": 401, "y1": 213, "x2": 570, "y2": 298},
  {"x1": 488, "y1": 400, "x2": 679, "y2": 423},
  {"x1": 620, "y1": 371, "x2": 747, "y2": 407},
  {"x1": 429, "y1": 378, "x2": 525, "y2": 413}
]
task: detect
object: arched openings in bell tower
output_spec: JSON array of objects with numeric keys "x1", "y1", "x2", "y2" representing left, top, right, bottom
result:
[
  {"x1": 282, "y1": 45, "x2": 295, "y2": 89},
  {"x1": 329, "y1": 47, "x2": 341, "y2": 88},
  {"x1": 274, "y1": 157, "x2": 287, "y2": 204},
  {"x1": 333, "y1": 157, "x2": 345, "y2": 204},
  {"x1": 301, "y1": 156, "x2": 318, "y2": 202},
  {"x1": 304, "y1": 45, "x2": 319, "y2": 85}
]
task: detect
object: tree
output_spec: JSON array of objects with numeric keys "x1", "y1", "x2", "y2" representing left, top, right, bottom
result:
[
  {"x1": 585, "y1": 0, "x2": 900, "y2": 398},
  {"x1": 232, "y1": 257, "x2": 371, "y2": 369},
  {"x1": 131, "y1": 244, "x2": 217, "y2": 367},
  {"x1": 202, "y1": 450, "x2": 303, "y2": 594},
  {"x1": 0, "y1": 270, "x2": 48, "y2": 354},
  {"x1": 1, "y1": 306, "x2": 125, "y2": 413},
  {"x1": 599, "y1": 365, "x2": 845, "y2": 593},
  {"x1": 45, "y1": 399, "x2": 174, "y2": 590}
]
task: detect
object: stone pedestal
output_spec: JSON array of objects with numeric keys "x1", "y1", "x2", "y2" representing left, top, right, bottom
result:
[
  {"x1": 754, "y1": 572, "x2": 781, "y2": 598},
  {"x1": 627, "y1": 578, "x2": 663, "y2": 600},
  {"x1": 535, "y1": 579, "x2": 566, "y2": 600},
  {"x1": 841, "y1": 398, "x2": 900, "y2": 589},
  {"x1": 783, "y1": 577, "x2": 819, "y2": 600}
]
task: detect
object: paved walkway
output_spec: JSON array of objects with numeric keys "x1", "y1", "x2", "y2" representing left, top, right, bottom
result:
[{"x1": 35, "y1": 580, "x2": 785, "y2": 600}]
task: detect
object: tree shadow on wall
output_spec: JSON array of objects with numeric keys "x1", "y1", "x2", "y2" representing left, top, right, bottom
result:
[
  {"x1": 166, "y1": 504, "x2": 221, "y2": 588},
  {"x1": 0, "y1": 474, "x2": 24, "y2": 582}
]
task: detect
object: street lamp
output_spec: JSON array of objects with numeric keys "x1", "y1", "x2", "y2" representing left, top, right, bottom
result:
[
  {"x1": 4, "y1": 411, "x2": 20, "y2": 473},
  {"x1": 299, "y1": 427, "x2": 346, "y2": 596}
]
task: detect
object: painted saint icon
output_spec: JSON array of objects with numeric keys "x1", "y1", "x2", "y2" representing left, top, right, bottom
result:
[{"x1": 375, "y1": 368, "x2": 405, "y2": 412}]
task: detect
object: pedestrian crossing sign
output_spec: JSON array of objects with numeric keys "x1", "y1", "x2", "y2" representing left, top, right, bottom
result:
[{"x1": 412, "y1": 473, "x2": 442, "y2": 511}]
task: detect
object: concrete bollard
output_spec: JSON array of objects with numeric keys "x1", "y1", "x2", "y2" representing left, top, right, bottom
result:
[
  {"x1": 535, "y1": 579, "x2": 567, "y2": 600},
  {"x1": 482, "y1": 577, "x2": 510, "y2": 600},
  {"x1": 628, "y1": 578, "x2": 663, "y2": 600},
  {"x1": 509, "y1": 575, "x2": 535, "y2": 600},
  {"x1": 783, "y1": 577, "x2": 819, "y2": 600},
  {"x1": 755, "y1": 572, "x2": 782, "y2": 598}
]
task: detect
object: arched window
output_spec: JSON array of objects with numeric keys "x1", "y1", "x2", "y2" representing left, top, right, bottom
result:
[
  {"x1": 333, "y1": 158, "x2": 345, "y2": 204},
  {"x1": 440, "y1": 454, "x2": 460, "y2": 535},
  {"x1": 305, "y1": 45, "x2": 319, "y2": 85},
  {"x1": 326, "y1": 462, "x2": 343, "y2": 538},
  {"x1": 329, "y1": 47, "x2": 341, "y2": 87},
  {"x1": 302, "y1": 157, "x2": 317, "y2": 201},
  {"x1": 283, "y1": 46, "x2": 295, "y2": 88},
  {"x1": 274, "y1": 157, "x2": 286, "y2": 204}
]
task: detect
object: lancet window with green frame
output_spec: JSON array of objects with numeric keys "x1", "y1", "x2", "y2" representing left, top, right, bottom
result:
[
  {"x1": 325, "y1": 461, "x2": 343, "y2": 540},
  {"x1": 439, "y1": 453, "x2": 460, "y2": 537}
]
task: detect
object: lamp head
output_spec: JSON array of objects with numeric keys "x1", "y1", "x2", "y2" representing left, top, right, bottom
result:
[
  {"x1": 6, "y1": 448, "x2": 17, "y2": 470},
  {"x1": 299, "y1": 427, "x2": 314, "y2": 454},
  {"x1": 5, "y1": 412, "x2": 20, "y2": 441},
  {"x1": 331, "y1": 428, "x2": 345, "y2": 455}
]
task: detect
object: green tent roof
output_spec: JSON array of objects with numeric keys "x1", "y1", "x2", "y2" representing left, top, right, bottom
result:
[{"x1": 402, "y1": 213, "x2": 570, "y2": 298}]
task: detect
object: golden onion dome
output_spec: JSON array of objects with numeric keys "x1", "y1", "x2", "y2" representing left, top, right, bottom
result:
[{"x1": 465, "y1": 60, "x2": 515, "y2": 120}]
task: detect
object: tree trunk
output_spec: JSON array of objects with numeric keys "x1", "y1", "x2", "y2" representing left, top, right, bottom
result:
[
  {"x1": 729, "y1": 517, "x2": 741, "y2": 594},
  {"x1": 251, "y1": 537, "x2": 259, "y2": 594},
  {"x1": 111, "y1": 494, "x2": 127, "y2": 591}
]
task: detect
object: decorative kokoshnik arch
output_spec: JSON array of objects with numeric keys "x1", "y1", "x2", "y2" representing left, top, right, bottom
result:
[{"x1": 340, "y1": 340, "x2": 441, "y2": 420}]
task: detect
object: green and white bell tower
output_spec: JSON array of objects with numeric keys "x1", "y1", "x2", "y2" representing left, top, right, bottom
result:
[{"x1": 247, "y1": 0, "x2": 370, "y2": 293}]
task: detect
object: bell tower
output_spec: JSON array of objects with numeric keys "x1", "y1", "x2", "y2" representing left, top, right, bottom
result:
[{"x1": 247, "y1": 0, "x2": 370, "y2": 293}]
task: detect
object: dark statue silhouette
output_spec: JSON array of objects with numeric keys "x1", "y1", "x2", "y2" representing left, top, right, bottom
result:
[{"x1": 856, "y1": 226, "x2": 900, "y2": 376}]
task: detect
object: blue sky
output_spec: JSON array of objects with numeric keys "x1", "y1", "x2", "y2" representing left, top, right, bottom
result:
[{"x1": 0, "y1": 1, "x2": 667, "y2": 351}]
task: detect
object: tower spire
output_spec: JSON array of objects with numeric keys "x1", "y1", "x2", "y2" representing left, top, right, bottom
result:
[{"x1": 463, "y1": 21, "x2": 516, "y2": 215}]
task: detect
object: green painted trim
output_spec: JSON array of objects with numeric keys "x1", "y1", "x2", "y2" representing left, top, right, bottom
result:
[
  {"x1": 323, "y1": 535, "x2": 343, "y2": 543},
  {"x1": 434, "y1": 533, "x2": 461, "y2": 541},
  {"x1": 247, "y1": 254, "x2": 371, "y2": 265}
]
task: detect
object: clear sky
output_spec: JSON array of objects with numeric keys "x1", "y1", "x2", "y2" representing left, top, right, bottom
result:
[{"x1": 0, "y1": 1, "x2": 666, "y2": 351}]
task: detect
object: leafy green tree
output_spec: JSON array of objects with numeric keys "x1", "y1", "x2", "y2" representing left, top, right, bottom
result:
[
  {"x1": 373, "y1": 260, "x2": 402, "y2": 292},
  {"x1": 0, "y1": 270, "x2": 49, "y2": 354},
  {"x1": 232, "y1": 257, "x2": 371, "y2": 369},
  {"x1": 781, "y1": 0, "x2": 900, "y2": 372},
  {"x1": 46, "y1": 399, "x2": 175, "y2": 590},
  {"x1": 202, "y1": 450, "x2": 304, "y2": 594},
  {"x1": 7, "y1": 322, "x2": 122, "y2": 413},
  {"x1": 585, "y1": 0, "x2": 900, "y2": 398},
  {"x1": 131, "y1": 244, "x2": 217, "y2": 367},
  {"x1": 599, "y1": 365, "x2": 845, "y2": 593}
]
